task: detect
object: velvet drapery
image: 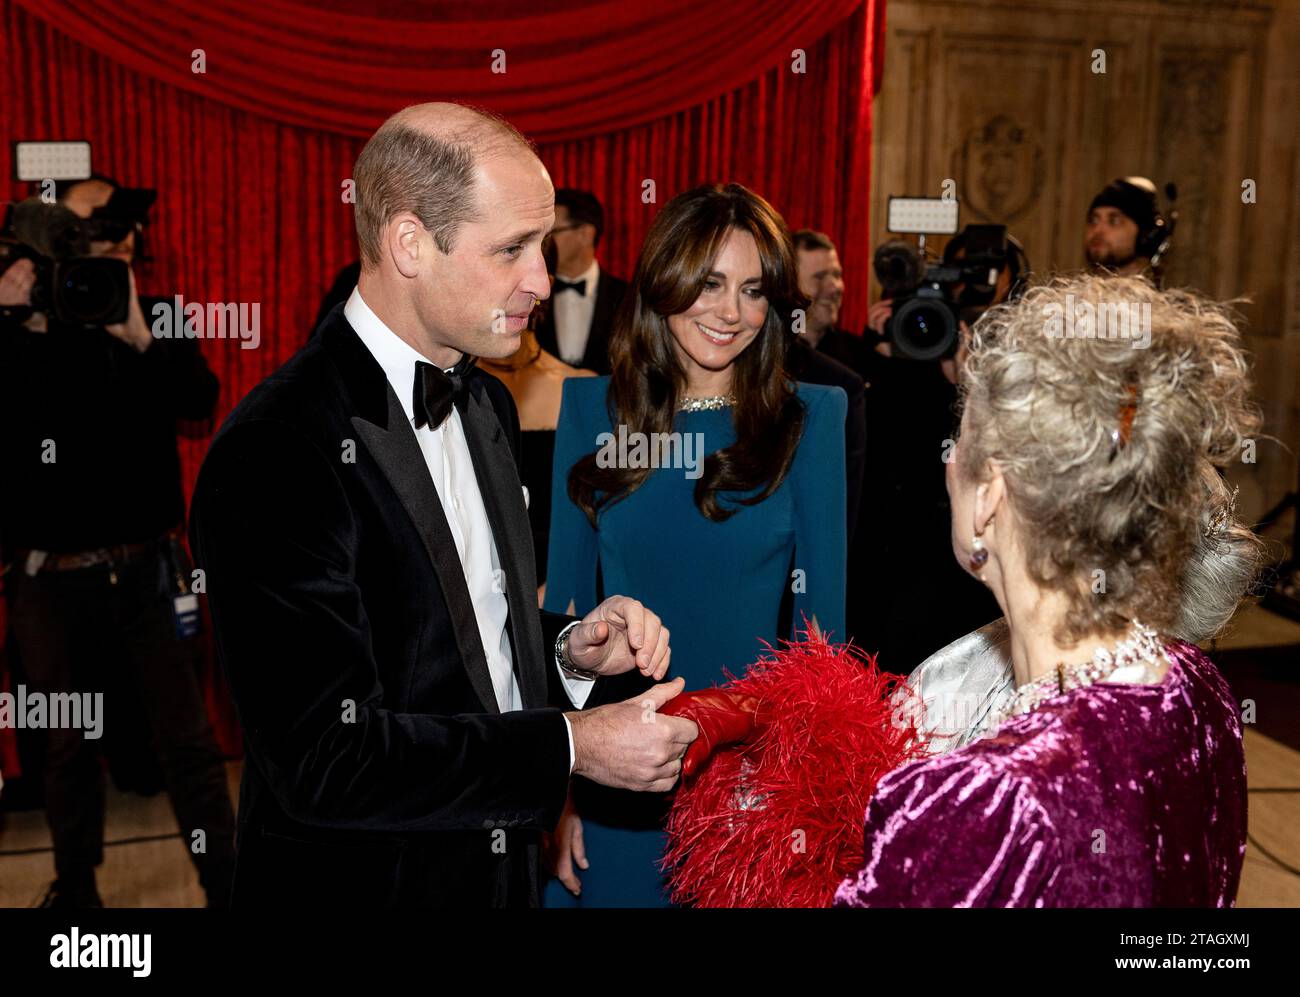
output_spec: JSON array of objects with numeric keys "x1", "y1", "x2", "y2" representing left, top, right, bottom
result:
[{"x1": 0, "y1": 0, "x2": 883, "y2": 767}]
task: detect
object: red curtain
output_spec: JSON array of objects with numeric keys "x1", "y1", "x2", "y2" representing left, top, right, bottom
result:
[
  {"x1": 8, "y1": 0, "x2": 876, "y2": 141},
  {"x1": 0, "y1": 0, "x2": 882, "y2": 766}
]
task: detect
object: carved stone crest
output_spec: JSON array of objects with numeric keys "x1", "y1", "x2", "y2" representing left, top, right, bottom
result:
[{"x1": 952, "y1": 114, "x2": 1045, "y2": 223}]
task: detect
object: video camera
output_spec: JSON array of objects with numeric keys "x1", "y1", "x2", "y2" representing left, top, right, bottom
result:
[
  {"x1": 872, "y1": 197, "x2": 1023, "y2": 361},
  {"x1": 1, "y1": 186, "x2": 155, "y2": 328},
  {"x1": 3, "y1": 142, "x2": 156, "y2": 328}
]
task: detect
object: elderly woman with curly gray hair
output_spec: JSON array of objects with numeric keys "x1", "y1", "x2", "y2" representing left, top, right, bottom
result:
[{"x1": 832, "y1": 272, "x2": 1262, "y2": 907}]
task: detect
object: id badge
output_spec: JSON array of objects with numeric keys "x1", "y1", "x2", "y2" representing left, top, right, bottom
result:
[
  {"x1": 166, "y1": 534, "x2": 202, "y2": 639},
  {"x1": 172, "y1": 592, "x2": 201, "y2": 640}
]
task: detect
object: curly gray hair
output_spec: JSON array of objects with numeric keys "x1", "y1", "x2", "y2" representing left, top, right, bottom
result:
[{"x1": 956, "y1": 273, "x2": 1262, "y2": 643}]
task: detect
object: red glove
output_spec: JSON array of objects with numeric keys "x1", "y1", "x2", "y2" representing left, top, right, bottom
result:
[{"x1": 658, "y1": 688, "x2": 767, "y2": 780}]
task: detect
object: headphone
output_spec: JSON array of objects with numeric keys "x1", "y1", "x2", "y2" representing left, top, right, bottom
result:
[
  {"x1": 1141, "y1": 183, "x2": 1178, "y2": 265},
  {"x1": 1105, "y1": 177, "x2": 1179, "y2": 264}
]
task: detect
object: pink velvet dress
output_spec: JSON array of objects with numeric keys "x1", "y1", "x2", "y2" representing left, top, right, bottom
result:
[{"x1": 834, "y1": 640, "x2": 1247, "y2": 907}]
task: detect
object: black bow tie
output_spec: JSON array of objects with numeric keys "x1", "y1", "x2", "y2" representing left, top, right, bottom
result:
[
  {"x1": 554, "y1": 278, "x2": 587, "y2": 295},
  {"x1": 413, "y1": 354, "x2": 477, "y2": 430}
]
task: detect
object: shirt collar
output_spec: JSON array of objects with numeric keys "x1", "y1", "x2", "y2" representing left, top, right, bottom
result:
[{"x1": 344, "y1": 285, "x2": 460, "y2": 426}]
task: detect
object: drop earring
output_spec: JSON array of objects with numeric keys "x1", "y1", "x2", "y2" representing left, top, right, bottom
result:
[{"x1": 969, "y1": 535, "x2": 989, "y2": 572}]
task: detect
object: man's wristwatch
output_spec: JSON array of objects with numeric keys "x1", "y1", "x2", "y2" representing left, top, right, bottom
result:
[{"x1": 556, "y1": 620, "x2": 596, "y2": 680}]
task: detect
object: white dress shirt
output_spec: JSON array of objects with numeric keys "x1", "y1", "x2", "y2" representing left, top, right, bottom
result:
[
  {"x1": 552, "y1": 259, "x2": 600, "y2": 365},
  {"x1": 344, "y1": 288, "x2": 593, "y2": 770}
]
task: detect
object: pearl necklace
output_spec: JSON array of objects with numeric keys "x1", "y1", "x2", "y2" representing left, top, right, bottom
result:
[
  {"x1": 994, "y1": 620, "x2": 1166, "y2": 725},
  {"x1": 678, "y1": 394, "x2": 734, "y2": 412}
]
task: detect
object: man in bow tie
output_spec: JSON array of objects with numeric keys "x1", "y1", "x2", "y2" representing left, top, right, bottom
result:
[
  {"x1": 189, "y1": 101, "x2": 697, "y2": 908},
  {"x1": 531, "y1": 188, "x2": 627, "y2": 374}
]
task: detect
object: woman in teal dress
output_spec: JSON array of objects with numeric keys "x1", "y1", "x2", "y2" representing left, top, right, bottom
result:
[{"x1": 542, "y1": 182, "x2": 847, "y2": 907}]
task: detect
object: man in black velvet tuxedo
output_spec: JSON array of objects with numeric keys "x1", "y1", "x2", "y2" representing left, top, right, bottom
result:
[{"x1": 189, "y1": 102, "x2": 697, "y2": 908}]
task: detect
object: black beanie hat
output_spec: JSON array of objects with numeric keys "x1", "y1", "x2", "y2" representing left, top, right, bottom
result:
[{"x1": 1088, "y1": 176, "x2": 1159, "y2": 231}]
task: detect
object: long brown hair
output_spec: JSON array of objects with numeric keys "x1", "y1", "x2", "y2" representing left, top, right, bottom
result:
[{"x1": 568, "y1": 182, "x2": 807, "y2": 524}]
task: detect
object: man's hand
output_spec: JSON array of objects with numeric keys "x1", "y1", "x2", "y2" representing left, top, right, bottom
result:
[
  {"x1": 0, "y1": 259, "x2": 47, "y2": 333},
  {"x1": 0, "y1": 258, "x2": 36, "y2": 307},
  {"x1": 564, "y1": 594, "x2": 670, "y2": 679},
  {"x1": 105, "y1": 267, "x2": 152, "y2": 353},
  {"x1": 866, "y1": 297, "x2": 894, "y2": 336},
  {"x1": 567, "y1": 678, "x2": 697, "y2": 792}
]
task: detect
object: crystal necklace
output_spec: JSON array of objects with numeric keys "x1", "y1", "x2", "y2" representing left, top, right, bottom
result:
[
  {"x1": 678, "y1": 394, "x2": 734, "y2": 412},
  {"x1": 994, "y1": 620, "x2": 1166, "y2": 725}
]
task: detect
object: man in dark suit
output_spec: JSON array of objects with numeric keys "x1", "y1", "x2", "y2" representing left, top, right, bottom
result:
[
  {"x1": 532, "y1": 189, "x2": 626, "y2": 374},
  {"x1": 188, "y1": 102, "x2": 697, "y2": 908},
  {"x1": 787, "y1": 230, "x2": 868, "y2": 543}
]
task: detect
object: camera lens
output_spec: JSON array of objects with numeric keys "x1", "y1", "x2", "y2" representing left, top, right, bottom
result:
[
  {"x1": 56, "y1": 258, "x2": 130, "y2": 325},
  {"x1": 891, "y1": 296, "x2": 957, "y2": 361}
]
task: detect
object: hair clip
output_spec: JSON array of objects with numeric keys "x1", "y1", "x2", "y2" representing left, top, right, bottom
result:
[
  {"x1": 1205, "y1": 485, "x2": 1239, "y2": 539},
  {"x1": 1108, "y1": 383, "x2": 1140, "y2": 462}
]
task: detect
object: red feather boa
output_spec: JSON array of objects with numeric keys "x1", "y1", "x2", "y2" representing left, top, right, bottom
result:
[{"x1": 662, "y1": 633, "x2": 928, "y2": 907}]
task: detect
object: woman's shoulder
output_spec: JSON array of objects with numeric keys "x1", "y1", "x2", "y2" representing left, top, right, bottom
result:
[
  {"x1": 793, "y1": 380, "x2": 847, "y2": 421},
  {"x1": 1163, "y1": 639, "x2": 1236, "y2": 712},
  {"x1": 559, "y1": 374, "x2": 612, "y2": 422},
  {"x1": 794, "y1": 379, "x2": 846, "y2": 405},
  {"x1": 561, "y1": 372, "x2": 610, "y2": 397},
  {"x1": 788, "y1": 383, "x2": 847, "y2": 471}
]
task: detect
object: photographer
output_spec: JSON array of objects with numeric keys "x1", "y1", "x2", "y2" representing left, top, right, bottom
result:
[
  {"x1": 854, "y1": 227, "x2": 1019, "y2": 671},
  {"x1": 0, "y1": 175, "x2": 235, "y2": 908}
]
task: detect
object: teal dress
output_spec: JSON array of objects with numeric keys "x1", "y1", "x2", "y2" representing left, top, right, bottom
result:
[{"x1": 543, "y1": 376, "x2": 847, "y2": 907}]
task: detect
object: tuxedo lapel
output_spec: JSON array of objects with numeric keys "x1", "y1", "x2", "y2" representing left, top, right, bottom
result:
[
  {"x1": 458, "y1": 382, "x2": 549, "y2": 711},
  {"x1": 591, "y1": 274, "x2": 613, "y2": 331},
  {"x1": 584, "y1": 272, "x2": 623, "y2": 374},
  {"x1": 329, "y1": 317, "x2": 501, "y2": 715}
]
